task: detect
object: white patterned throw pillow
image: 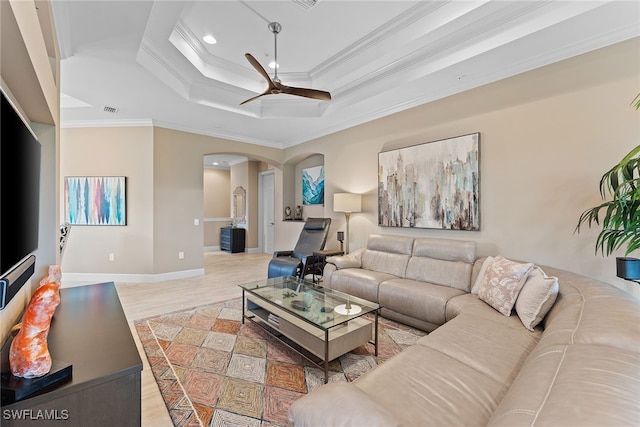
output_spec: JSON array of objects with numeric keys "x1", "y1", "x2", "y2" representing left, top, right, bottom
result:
[
  {"x1": 471, "y1": 256, "x2": 494, "y2": 295},
  {"x1": 477, "y1": 256, "x2": 533, "y2": 316}
]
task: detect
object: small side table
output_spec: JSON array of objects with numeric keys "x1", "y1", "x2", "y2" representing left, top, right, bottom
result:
[{"x1": 312, "y1": 249, "x2": 344, "y2": 283}]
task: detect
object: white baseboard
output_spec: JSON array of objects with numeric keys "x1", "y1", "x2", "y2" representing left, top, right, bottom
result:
[{"x1": 61, "y1": 268, "x2": 205, "y2": 285}]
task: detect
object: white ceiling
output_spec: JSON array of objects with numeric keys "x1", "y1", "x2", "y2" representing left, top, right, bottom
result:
[{"x1": 53, "y1": 0, "x2": 639, "y2": 149}]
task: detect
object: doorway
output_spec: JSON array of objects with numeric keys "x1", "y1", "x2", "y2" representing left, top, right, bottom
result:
[{"x1": 259, "y1": 171, "x2": 275, "y2": 253}]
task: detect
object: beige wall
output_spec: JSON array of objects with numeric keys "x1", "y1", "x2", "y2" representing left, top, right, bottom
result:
[
  {"x1": 230, "y1": 160, "x2": 259, "y2": 250},
  {"x1": 282, "y1": 38, "x2": 640, "y2": 299},
  {"x1": 203, "y1": 167, "x2": 231, "y2": 248},
  {"x1": 204, "y1": 168, "x2": 230, "y2": 217},
  {"x1": 59, "y1": 127, "x2": 281, "y2": 279},
  {"x1": 57, "y1": 38, "x2": 639, "y2": 300},
  {"x1": 60, "y1": 126, "x2": 155, "y2": 274}
]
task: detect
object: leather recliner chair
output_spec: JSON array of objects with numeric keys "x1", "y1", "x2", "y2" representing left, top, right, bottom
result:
[{"x1": 267, "y1": 217, "x2": 331, "y2": 279}]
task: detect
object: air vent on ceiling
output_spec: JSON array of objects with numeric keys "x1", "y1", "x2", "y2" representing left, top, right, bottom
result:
[
  {"x1": 103, "y1": 106, "x2": 119, "y2": 114},
  {"x1": 292, "y1": 0, "x2": 319, "y2": 11}
]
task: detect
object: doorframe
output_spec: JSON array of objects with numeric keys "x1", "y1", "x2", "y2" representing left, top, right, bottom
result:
[{"x1": 258, "y1": 170, "x2": 275, "y2": 253}]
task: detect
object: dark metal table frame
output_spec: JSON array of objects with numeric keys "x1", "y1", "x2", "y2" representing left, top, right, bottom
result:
[{"x1": 241, "y1": 286, "x2": 379, "y2": 384}]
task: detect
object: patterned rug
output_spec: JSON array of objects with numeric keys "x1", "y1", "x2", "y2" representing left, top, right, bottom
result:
[{"x1": 134, "y1": 297, "x2": 426, "y2": 427}]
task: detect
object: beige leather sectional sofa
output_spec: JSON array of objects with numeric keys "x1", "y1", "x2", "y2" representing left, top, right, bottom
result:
[{"x1": 288, "y1": 235, "x2": 640, "y2": 426}]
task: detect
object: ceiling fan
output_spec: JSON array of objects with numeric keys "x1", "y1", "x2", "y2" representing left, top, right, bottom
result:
[{"x1": 240, "y1": 22, "x2": 332, "y2": 105}]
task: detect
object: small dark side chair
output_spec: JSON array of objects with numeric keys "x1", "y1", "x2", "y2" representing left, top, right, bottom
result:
[{"x1": 267, "y1": 217, "x2": 331, "y2": 279}]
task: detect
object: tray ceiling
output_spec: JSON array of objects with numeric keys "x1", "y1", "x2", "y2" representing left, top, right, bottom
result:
[{"x1": 53, "y1": 0, "x2": 640, "y2": 148}]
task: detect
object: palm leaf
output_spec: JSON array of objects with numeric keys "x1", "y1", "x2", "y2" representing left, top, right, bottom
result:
[{"x1": 576, "y1": 144, "x2": 640, "y2": 256}]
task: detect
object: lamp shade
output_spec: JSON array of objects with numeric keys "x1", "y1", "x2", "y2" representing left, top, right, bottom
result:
[{"x1": 334, "y1": 193, "x2": 362, "y2": 213}]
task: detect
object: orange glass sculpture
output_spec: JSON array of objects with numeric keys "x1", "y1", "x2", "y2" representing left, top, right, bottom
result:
[{"x1": 9, "y1": 280, "x2": 61, "y2": 378}]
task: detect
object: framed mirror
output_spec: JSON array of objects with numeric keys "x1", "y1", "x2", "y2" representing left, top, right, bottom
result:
[{"x1": 233, "y1": 186, "x2": 246, "y2": 225}]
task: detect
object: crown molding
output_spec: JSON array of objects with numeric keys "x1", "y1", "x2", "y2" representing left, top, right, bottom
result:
[
  {"x1": 61, "y1": 119, "x2": 153, "y2": 128},
  {"x1": 311, "y1": 0, "x2": 451, "y2": 79}
]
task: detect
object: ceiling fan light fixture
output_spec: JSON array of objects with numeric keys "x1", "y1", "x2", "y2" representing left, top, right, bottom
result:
[
  {"x1": 203, "y1": 34, "x2": 217, "y2": 45},
  {"x1": 268, "y1": 61, "x2": 279, "y2": 69},
  {"x1": 240, "y1": 22, "x2": 331, "y2": 105}
]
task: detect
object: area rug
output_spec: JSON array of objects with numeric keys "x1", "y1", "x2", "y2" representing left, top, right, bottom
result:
[{"x1": 134, "y1": 297, "x2": 426, "y2": 427}]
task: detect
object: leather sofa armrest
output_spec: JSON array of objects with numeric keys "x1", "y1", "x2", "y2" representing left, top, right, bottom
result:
[
  {"x1": 288, "y1": 382, "x2": 400, "y2": 427},
  {"x1": 273, "y1": 250, "x2": 294, "y2": 258},
  {"x1": 326, "y1": 248, "x2": 365, "y2": 269}
]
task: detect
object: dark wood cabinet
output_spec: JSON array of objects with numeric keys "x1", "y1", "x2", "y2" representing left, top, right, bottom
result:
[
  {"x1": 1, "y1": 282, "x2": 142, "y2": 426},
  {"x1": 220, "y1": 227, "x2": 246, "y2": 253}
]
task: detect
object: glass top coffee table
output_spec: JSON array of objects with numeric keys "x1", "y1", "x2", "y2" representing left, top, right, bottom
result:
[{"x1": 239, "y1": 276, "x2": 381, "y2": 383}]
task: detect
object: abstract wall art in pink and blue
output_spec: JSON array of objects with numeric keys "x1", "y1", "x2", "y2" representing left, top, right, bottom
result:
[{"x1": 64, "y1": 176, "x2": 126, "y2": 225}]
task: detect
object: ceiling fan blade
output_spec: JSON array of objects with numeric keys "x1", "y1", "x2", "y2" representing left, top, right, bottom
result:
[
  {"x1": 240, "y1": 92, "x2": 268, "y2": 105},
  {"x1": 241, "y1": 53, "x2": 281, "y2": 105},
  {"x1": 245, "y1": 53, "x2": 274, "y2": 85},
  {"x1": 280, "y1": 85, "x2": 332, "y2": 101}
]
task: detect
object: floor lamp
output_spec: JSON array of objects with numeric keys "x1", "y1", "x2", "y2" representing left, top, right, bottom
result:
[{"x1": 333, "y1": 193, "x2": 362, "y2": 254}]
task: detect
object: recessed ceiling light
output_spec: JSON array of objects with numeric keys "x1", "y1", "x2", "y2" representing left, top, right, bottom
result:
[
  {"x1": 203, "y1": 35, "x2": 217, "y2": 45},
  {"x1": 213, "y1": 162, "x2": 219, "y2": 165},
  {"x1": 268, "y1": 61, "x2": 279, "y2": 69}
]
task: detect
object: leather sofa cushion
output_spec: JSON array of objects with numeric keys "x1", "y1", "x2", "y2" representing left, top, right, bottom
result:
[
  {"x1": 418, "y1": 313, "x2": 540, "y2": 385},
  {"x1": 329, "y1": 269, "x2": 398, "y2": 302},
  {"x1": 445, "y1": 293, "x2": 497, "y2": 321},
  {"x1": 488, "y1": 344, "x2": 640, "y2": 426},
  {"x1": 354, "y1": 345, "x2": 508, "y2": 427},
  {"x1": 361, "y1": 235, "x2": 413, "y2": 277},
  {"x1": 412, "y1": 237, "x2": 476, "y2": 263},
  {"x1": 406, "y1": 256, "x2": 473, "y2": 292},
  {"x1": 378, "y1": 279, "x2": 465, "y2": 325},
  {"x1": 288, "y1": 382, "x2": 400, "y2": 427},
  {"x1": 537, "y1": 267, "x2": 640, "y2": 353},
  {"x1": 405, "y1": 238, "x2": 476, "y2": 291}
]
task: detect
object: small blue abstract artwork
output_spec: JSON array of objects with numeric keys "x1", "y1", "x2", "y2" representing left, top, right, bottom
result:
[
  {"x1": 64, "y1": 176, "x2": 126, "y2": 225},
  {"x1": 302, "y1": 166, "x2": 324, "y2": 205}
]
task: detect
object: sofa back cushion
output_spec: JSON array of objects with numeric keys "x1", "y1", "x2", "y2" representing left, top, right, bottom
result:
[
  {"x1": 361, "y1": 235, "x2": 413, "y2": 278},
  {"x1": 405, "y1": 238, "x2": 476, "y2": 291}
]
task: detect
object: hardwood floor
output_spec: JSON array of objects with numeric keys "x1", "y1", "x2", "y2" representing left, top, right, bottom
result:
[{"x1": 114, "y1": 251, "x2": 272, "y2": 427}]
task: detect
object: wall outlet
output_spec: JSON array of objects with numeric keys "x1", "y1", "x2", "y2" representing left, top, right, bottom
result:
[
  {"x1": 194, "y1": 218, "x2": 199, "y2": 226},
  {"x1": 178, "y1": 251, "x2": 184, "y2": 259},
  {"x1": 109, "y1": 253, "x2": 115, "y2": 261}
]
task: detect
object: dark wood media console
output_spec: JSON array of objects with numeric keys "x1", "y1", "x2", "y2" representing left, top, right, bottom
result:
[{"x1": 1, "y1": 282, "x2": 142, "y2": 426}]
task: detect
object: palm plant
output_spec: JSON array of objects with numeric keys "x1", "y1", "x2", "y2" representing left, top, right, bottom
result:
[
  {"x1": 575, "y1": 144, "x2": 640, "y2": 256},
  {"x1": 576, "y1": 94, "x2": 640, "y2": 257}
]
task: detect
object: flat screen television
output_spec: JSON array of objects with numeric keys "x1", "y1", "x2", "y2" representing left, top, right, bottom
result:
[{"x1": 1, "y1": 91, "x2": 41, "y2": 277}]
